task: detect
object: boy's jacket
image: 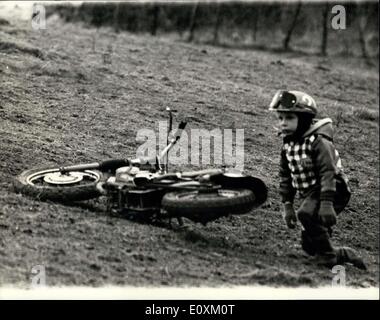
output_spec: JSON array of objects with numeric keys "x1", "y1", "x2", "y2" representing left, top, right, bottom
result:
[{"x1": 279, "y1": 118, "x2": 350, "y2": 203}]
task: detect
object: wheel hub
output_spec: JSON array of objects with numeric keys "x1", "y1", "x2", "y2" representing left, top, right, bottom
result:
[{"x1": 43, "y1": 172, "x2": 84, "y2": 185}]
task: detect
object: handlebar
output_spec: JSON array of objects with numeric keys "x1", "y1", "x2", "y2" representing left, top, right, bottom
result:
[
  {"x1": 60, "y1": 119, "x2": 187, "y2": 174},
  {"x1": 98, "y1": 159, "x2": 130, "y2": 171}
]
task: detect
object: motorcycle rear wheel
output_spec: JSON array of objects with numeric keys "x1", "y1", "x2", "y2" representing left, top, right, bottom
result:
[
  {"x1": 161, "y1": 188, "x2": 256, "y2": 224},
  {"x1": 14, "y1": 166, "x2": 104, "y2": 202}
]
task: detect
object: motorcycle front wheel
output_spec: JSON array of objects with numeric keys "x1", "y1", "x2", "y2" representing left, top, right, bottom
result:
[
  {"x1": 161, "y1": 188, "x2": 256, "y2": 224},
  {"x1": 14, "y1": 166, "x2": 104, "y2": 202}
]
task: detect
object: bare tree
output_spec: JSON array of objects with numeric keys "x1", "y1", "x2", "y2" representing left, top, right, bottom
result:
[
  {"x1": 188, "y1": 1, "x2": 200, "y2": 42},
  {"x1": 150, "y1": 4, "x2": 159, "y2": 36},
  {"x1": 212, "y1": 3, "x2": 222, "y2": 44},
  {"x1": 252, "y1": 6, "x2": 260, "y2": 42},
  {"x1": 320, "y1": 3, "x2": 329, "y2": 56},
  {"x1": 283, "y1": 2, "x2": 302, "y2": 50},
  {"x1": 113, "y1": 2, "x2": 120, "y2": 33},
  {"x1": 357, "y1": 2, "x2": 370, "y2": 60}
]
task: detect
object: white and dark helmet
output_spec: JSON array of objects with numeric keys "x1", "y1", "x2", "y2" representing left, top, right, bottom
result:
[{"x1": 269, "y1": 90, "x2": 318, "y2": 117}]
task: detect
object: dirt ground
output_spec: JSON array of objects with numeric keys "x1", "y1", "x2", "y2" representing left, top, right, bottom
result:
[{"x1": 0, "y1": 11, "x2": 379, "y2": 289}]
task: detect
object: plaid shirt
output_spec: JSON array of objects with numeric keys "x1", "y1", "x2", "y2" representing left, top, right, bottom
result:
[
  {"x1": 283, "y1": 135, "x2": 317, "y2": 191},
  {"x1": 280, "y1": 134, "x2": 345, "y2": 202},
  {"x1": 279, "y1": 118, "x2": 350, "y2": 204}
]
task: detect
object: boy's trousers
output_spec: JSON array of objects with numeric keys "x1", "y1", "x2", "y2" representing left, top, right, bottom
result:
[{"x1": 296, "y1": 178, "x2": 351, "y2": 256}]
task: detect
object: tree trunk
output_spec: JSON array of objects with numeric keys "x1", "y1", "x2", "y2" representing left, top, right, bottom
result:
[
  {"x1": 252, "y1": 7, "x2": 259, "y2": 42},
  {"x1": 150, "y1": 4, "x2": 159, "y2": 36},
  {"x1": 212, "y1": 3, "x2": 222, "y2": 44},
  {"x1": 188, "y1": 1, "x2": 200, "y2": 42},
  {"x1": 113, "y1": 2, "x2": 120, "y2": 33},
  {"x1": 320, "y1": 3, "x2": 329, "y2": 56},
  {"x1": 358, "y1": 22, "x2": 368, "y2": 59},
  {"x1": 283, "y1": 2, "x2": 302, "y2": 50},
  {"x1": 357, "y1": 3, "x2": 369, "y2": 59}
]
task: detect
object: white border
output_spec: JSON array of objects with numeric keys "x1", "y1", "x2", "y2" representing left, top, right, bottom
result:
[{"x1": 0, "y1": 286, "x2": 379, "y2": 300}]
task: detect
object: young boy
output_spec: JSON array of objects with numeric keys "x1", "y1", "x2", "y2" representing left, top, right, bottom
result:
[{"x1": 269, "y1": 90, "x2": 366, "y2": 269}]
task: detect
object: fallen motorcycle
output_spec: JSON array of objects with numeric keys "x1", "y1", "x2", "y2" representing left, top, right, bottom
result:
[{"x1": 14, "y1": 109, "x2": 268, "y2": 225}]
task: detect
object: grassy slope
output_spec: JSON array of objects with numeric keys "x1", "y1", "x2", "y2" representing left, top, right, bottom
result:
[{"x1": 0, "y1": 17, "x2": 378, "y2": 288}]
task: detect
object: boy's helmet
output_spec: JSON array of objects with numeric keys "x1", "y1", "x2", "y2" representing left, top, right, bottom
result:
[{"x1": 269, "y1": 90, "x2": 317, "y2": 116}]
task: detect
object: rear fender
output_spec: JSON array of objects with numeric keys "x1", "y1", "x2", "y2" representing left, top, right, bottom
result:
[{"x1": 210, "y1": 173, "x2": 268, "y2": 208}]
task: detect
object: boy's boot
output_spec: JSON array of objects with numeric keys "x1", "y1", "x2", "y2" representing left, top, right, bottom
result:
[
  {"x1": 301, "y1": 230, "x2": 316, "y2": 256},
  {"x1": 335, "y1": 247, "x2": 367, "y2": 270},
  {"x1": 311, "y1": 234, "x2": 338, "y2": 268}
]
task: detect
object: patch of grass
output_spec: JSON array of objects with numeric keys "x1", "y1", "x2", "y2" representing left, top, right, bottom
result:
[
  {"x1": 0, "y1": 17, "x2": 10, "y2": 25},
  {"x1": 0, "y1": 40, "x2": 44, "y2": 59},
  {"x1": 331, "y1": 106, "x2": 379, "y2": 126},
  {"x1": 352, "y1": 107, "x2": 379, "y2": 122}
]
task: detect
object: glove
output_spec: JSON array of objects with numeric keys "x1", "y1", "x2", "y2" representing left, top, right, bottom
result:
[
  {"x1": 318, "y1": 200, "x2": 337, "y2": 227},
  {"x1": 283, "y1": 202, "x2": 297, "y2": 229}
]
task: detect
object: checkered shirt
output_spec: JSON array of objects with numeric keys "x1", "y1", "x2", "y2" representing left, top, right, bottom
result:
[{"x1": 283, "y1": 135, "x2": 317, "y2": 191}]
